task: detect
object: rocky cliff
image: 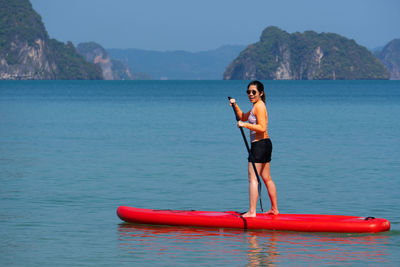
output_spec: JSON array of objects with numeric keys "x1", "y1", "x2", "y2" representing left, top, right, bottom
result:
[
  {"x1": 0, "y1": 0, "x2": 102, "y2": 80},
  {"x1": 224, "y1": 26, "x2": 390, "y2": 80},
  {"x1": 76, "y1": 42, "x2": 133, "y2": 80},
  {"x1": 375, "y1": 39, "x2": 400, "y2": 80}
]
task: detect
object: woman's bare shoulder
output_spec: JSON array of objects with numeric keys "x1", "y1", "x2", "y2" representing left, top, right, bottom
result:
[{"x1": 254, "y1": 101, "x2": 266, "y2": 113}]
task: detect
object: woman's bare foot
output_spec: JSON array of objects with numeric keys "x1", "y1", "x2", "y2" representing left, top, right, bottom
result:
[
  {"x1": 241, "y1": 211, "x2": 256, "y2": 218},
  {"x1": 265, "y1": 208, "x2": 279, "y2": 215}
]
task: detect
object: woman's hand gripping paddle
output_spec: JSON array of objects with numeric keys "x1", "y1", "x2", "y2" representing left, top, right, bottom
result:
[{"x1": 228, "y1": 97, "x2": 263, "y2": 212}]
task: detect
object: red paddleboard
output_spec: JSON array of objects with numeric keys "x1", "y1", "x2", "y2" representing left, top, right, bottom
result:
[{"x1": 117, "y1": 206, "x2": 390, "y2": 233}]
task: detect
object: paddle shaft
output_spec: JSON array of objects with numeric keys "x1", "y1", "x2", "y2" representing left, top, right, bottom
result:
[{"x1": 228, "y1": 97, "x2": 263, "y2": 212}]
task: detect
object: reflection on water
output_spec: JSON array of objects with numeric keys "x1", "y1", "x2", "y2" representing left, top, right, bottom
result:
[
  {"x1": 246, "y1": 233, "x2": 278, "y2": 266},
  {"x1": 118, "y1": 223, "x2": 389, "y2": 266}
]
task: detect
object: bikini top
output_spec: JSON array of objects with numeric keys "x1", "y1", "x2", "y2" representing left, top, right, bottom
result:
[{"x1": 248, "y1": 107, "x2": 257, "y2": 143}]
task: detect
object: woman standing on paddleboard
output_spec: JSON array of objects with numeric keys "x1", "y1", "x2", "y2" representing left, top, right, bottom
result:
[{"x1": 230, "y1": 81, "x2": 279, "y2": 217}]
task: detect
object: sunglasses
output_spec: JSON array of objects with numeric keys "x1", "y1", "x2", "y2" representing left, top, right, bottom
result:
[{"x1": 246, "y1": 90, "x2": 258, "y2": 95}]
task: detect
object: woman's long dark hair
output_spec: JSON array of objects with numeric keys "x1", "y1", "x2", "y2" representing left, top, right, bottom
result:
[{"x1": 248, "y1": 80, "x2": 265, "y2": 102}]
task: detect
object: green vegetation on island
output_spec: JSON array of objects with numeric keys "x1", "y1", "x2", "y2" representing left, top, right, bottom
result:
[
  {"x1": 0, "y1": 0, "x2": 47, "y2": 54},
  {"x1": 48, "y1": 39, "x2": 103, "y2": 80},
  {"x1": 224, "y1": 26, "x2": 390, "y2": 80},
  {"x1": 0, "y1": 0, "x2": 102, "y2": 80}
]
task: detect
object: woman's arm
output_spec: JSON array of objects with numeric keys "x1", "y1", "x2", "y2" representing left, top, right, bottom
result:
[
  {"x1": 235, "y1": 105, "x2": 251, "y2": 122},
  {"x1": 232, "y1": 102, "x2": 250, "y2": 121}
]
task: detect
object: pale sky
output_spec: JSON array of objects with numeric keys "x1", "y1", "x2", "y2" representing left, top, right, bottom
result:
[{"x1": 30, "y1": 0, "x2": 400, "y2": 51}]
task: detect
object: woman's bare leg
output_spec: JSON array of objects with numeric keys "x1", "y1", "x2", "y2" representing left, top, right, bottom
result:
[
  {"x1": 242, "y1": 162, "x2": 262, "y2": 218},
  {"x1": 261, "y1": 163, "x2": 279, "y2": 215}
]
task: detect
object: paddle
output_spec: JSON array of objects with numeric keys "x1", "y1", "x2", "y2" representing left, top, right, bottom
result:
[{"x1": 228, "y1": 97, "x2": 263, "y2": 212}]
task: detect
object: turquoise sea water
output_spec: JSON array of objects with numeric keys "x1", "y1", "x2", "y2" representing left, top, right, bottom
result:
[{"x1": 1, "y1": 80, "x2": 399, "y2": 266}]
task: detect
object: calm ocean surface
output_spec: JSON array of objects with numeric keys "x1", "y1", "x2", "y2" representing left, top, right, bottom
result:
[{"x1": 1, "y1": 80, "x2": 399, "y2": 266}]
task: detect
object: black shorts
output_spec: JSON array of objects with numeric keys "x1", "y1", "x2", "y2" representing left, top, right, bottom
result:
[{"x1": 248, "y1": 138, "x2": 272, "y2": 163}]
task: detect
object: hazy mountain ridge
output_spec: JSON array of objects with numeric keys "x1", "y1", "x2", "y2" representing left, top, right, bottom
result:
[{"x1": 108, "y1": 45, "x2": 246, "y2": 80}]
